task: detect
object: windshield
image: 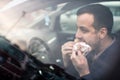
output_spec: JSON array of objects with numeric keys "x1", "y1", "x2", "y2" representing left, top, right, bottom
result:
[
  {"x1": 0, "y1": 1, "x2": 120, "y2": 79},
  {"x1": 0, "y1": 2, "x2": 67, "y2": 36}
]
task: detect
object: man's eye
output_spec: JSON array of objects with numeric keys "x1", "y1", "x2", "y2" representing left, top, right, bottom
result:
[
  {"x1": 79, "y1": 27, "x2": 89, "y2": 33},
  {"x1": 82, "y1": 29, "x2": 89, "y2": 33}
]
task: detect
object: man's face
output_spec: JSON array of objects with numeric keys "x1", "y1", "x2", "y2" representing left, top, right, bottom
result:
[{"x1": 76, "y1": 13, "x2": 100, "y2": 50}]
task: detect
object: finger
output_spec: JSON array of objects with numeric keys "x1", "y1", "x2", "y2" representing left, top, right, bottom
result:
[
  {"x1": 64, "y1": 41, "x2": 75, "y2": 46},
  {"x1": 70, "y1": 50, "x2": 77, "y2": 60},
  {"x1": 62, "y1": 51, "x2": 72, "y2": 55},
  {"x1": 63, "y1": 46, "x2": 73, "y2": 50},
  {"x1": 61, "y1": 47, "x2": 73, "y2": 53},
  {"x1": 76, "y1": 51, "x2": 86, "y2": 59},
  {"x1": 62, "y1": 42, "x2": 75, "y2": 49},
  {"x1": 62, "y1": 45, "x2": 73, "y2": 53},
  {"x1": 77, "y1": 50, "x2": 83, "y2": 56},
  {"x1": 77, "y1": 51, "x2": 87, "y2": 62}
]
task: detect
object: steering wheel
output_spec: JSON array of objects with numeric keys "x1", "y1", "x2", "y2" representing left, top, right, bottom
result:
[{"x1": 28, "y1": 37, "x2": 51, "y2": 63}]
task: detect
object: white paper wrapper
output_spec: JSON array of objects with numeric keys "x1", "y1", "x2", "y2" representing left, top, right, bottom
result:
[{"x1": 73, "y1": 41, "x2": 92, "y2": 56}]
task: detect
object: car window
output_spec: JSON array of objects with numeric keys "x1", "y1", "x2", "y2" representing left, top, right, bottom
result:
[
  {"x1": 60, "y1": 8, "x2": 78, "y2": 33},
  {"x1": 110, "y1": 7, "x2": 120, "y2": 33},
  {"x1": 110, "y1": 7, "x2": 120, "y2": 16},
  {"x1": 99, "y1": 1, "x2": 120, "y2": 33},
  {"x1": 59, "y1": 1, "x2": 120, "y2": 33}
]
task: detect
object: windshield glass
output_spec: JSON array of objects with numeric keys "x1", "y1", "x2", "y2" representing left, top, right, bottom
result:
[
  {"x1": 0, "y1": 1, "x2": 120, "y2": 79},
  {"x1": 0, "y1": 2, "x2": 67, "y2": 35}
]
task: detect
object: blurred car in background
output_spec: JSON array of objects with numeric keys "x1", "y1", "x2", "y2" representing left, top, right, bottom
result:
[{"x1": 0, "y1": 0, "x2": 120, "y2": 78}]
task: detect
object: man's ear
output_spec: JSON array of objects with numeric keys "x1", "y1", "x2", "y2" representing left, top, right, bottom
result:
[{"x1": 98, "y1": 27, "x2": 107, "y2": 39}]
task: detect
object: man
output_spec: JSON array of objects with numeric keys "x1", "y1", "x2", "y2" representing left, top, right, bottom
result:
[{"x1": 61, "y1": 4, "x2": 120, "y2": 80}]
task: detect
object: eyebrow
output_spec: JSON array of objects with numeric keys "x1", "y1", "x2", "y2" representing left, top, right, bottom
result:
[{"x1": 78, "y1": 26, "x2": 89, "y2": 32}]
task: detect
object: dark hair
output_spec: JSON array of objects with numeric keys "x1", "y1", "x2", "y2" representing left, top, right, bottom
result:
[{"x1": 77, "y1": 4, "x2": 113, "y2": 36}]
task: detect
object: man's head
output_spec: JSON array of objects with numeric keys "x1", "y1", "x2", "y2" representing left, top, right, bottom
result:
[
  {"x1": 77, "y1": 4, "x2": 113, "y2": 36},
  {"x1": 75, "y1": 4, "x2": 113, "y2": 51}
]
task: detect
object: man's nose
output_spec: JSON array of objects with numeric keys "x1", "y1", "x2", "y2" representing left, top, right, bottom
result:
[{"x1": 75, "y1": 31, "x2": 83, "y2": 39}]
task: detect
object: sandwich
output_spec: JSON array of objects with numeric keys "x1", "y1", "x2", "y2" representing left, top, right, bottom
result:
[{"x1": 73, "y1": 39, "x2": 92, "y2": 56}]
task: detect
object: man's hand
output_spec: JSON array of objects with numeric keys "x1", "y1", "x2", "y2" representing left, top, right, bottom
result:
[
  {"x1": 70, "y1": 50, "x2": 90, "y2": 77},
  {"x1": 61, "y1": 41, "x2": 90, "y2": 77},
  {"x1": 61, "y1": 41, "x2": 75, "y2": 68}
]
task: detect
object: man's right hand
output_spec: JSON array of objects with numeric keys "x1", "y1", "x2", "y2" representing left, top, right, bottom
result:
[{"x1": 61, "y1": 41, "x2": 75, "y2": 68}]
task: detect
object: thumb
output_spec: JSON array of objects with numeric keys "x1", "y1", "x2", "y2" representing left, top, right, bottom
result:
[
  {"x1": 70, "y1": 50, "x2": 77, "y2": 60},
  {"x1": 77, "y1": 50, "x2": 83, "y2": 56}
]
